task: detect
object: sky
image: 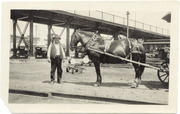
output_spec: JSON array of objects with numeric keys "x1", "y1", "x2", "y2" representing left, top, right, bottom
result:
[{"x1": 10, "y1": 10, "x2": 170, "y2": 46}]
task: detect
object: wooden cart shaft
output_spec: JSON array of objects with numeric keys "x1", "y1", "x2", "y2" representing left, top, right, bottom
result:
[{"x1": 87, "y1": 47, "x2": 161, "y2": 71}]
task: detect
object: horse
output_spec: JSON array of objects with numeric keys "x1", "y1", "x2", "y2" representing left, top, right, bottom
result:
[{"x1": 70, "y1": 30, "x2": 146, "y2": 88}]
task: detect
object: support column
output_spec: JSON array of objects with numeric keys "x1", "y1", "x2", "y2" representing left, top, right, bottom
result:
[
  {"x1": 66, "y1": 27, "x2": 70, "y2": 56},
  {"x1": 13, "y1": 19, "x2": 17, "y2": 57},
  {"x1": 47, "y1": 24, "x2": 52, "y2": 48},
  {"x1": 29, "y1": 16, "x2": 34, "y2": 56}
]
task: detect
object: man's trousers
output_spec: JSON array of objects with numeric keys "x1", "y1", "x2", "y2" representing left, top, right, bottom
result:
[{"x1": 50, "y1": 56, "x2": 62, "y2": 82}]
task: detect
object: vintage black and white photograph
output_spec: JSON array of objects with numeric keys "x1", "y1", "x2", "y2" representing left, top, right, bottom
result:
[{"x1": 1, "y1": 1, "x2": 179, "y2": 113}]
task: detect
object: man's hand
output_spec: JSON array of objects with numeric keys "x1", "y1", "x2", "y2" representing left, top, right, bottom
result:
[{"x1": 48, "y1": 58, "x2": 51, "y2": 63}]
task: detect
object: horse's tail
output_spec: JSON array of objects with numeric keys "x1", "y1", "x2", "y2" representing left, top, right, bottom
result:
[{"x1": 140, "y1": 53, "x2": 146, "y2": 73}]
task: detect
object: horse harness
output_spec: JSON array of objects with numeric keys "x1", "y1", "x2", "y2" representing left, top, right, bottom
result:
[{"x1": 74, "y1": 32, "x2": 143, "y2": 58}]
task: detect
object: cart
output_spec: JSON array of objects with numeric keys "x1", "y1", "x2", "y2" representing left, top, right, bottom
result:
[
  {"x1": 66, "y1": 64, "x2": 84, "y2": 74},
  {"x1": 66, "y1": 58, "x2": 84, "y2": 74},
  {"x1": 157, "y1": 48, "x2": 170, "y2": 85},
  {"x1": 87, "y1": 47, "x2": 169, "y2": 85}
]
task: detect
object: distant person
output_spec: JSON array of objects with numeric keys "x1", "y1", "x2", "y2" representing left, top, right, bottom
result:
[{"x1": 47, "y1": 35, "x2": 66, "y2": 84}]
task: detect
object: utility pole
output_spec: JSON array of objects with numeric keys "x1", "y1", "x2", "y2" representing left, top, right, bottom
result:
[
  {"x1": 126, "y1": 11, "x2": 132, "y2": 52},
  {"x1": 133, "y1": 12, "x2": 136, "y2": 28},
  {"x1": 126, "y1": 11, "x2": 130, "y2": 39}
]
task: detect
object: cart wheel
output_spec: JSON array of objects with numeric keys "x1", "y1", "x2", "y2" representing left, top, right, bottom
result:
[{"x1": 157, "y1": 61, "x2": 169, "y2": 85}]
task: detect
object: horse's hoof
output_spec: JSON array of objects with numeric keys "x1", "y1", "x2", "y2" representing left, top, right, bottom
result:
[
  {"x1": 131, "y1": 83, "x2": 138, "y2": 88},
  {"x1": 94, "y1": 82, "x2": 101, "y2": 87},
  {"x1": 131, "y1": 85, "x2": 136, "y2": 88}
]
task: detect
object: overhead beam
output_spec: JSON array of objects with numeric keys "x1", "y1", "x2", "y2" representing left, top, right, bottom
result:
[
  {"x1": 18, "y1": 16, "x2": 28, "y2": 20},
  {"x1": 53, "y1": 22, "x2": 65, "y2": 26},
  {"x1": 11, "y1": 10, "x2": 170, "y2": 40}
]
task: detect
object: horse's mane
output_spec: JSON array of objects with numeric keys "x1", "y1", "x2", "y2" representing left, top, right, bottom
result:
[
  {"x1": 77, "y1": 30, "x2": 94, "y2": 37},
  {"x1": 77, "y1": 30, "x2": 105, "y2": 44}
]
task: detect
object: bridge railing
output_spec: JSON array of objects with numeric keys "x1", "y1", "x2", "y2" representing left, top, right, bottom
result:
[{"x1": 67, "y1": 10, "x2": 169, "y2": 36}]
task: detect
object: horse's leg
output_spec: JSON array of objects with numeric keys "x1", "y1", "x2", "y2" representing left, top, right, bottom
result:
[
  {"x1": 131, "y1": 63, "x2": 142, "y2": 88},
  {"x1": 131, "y1": 53, "x2": 146, "y2": 88},
  {"x1": 93, "y1": 61, "x2": 102, "y2": 87}
]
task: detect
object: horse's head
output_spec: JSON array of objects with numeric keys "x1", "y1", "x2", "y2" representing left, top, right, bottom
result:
[
  {"x1": 70, "y1": 30, "x2": 95, "y2": 51},
  {"x1": 70, "y1": 30, "x2": 82, "y2": 51}
]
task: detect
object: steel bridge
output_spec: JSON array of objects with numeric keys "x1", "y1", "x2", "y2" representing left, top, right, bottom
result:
[{"x1": 11, "y1": 10, "x2": 170, "y2": 57}]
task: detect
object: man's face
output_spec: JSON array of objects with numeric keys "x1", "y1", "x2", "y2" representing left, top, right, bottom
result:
[{"x1": 54, "y1": 38, "x2": 59, "y2": 44}]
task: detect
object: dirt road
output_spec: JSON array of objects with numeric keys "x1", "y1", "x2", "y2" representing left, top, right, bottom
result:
[{"x1": 9, "y1": 59, "x2": 168, "y2": 104}]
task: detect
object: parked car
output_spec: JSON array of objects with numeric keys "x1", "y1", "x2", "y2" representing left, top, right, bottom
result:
[{"x1": 34, "y1": 46, "x2": 47, "y2": 59}]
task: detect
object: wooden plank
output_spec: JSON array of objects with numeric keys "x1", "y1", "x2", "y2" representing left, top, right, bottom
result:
[
  {"x1": 16, "y1": 22, "x2": 29, "y2": 48},
  {"x1": 51, "y1": 27, "x2": 56, "y2": 35},
  {"x1": 59, "y1": 27, "x2": 65, "y2": 37},
  {"x1": 16, "y1": 22, "x2": 22, "y2": 35}
]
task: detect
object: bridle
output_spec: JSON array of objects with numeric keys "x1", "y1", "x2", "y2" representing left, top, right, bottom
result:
[{"x1": 71, "y1": 32, "x2": 97, "y2": 53}]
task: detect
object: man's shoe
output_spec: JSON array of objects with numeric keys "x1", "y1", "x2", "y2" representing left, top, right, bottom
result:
[
  {"x1": 50, "y1": 81, "x2": 54, "y2": 85},
  {"x1": 57, "y1": 80, "x2": 62, "y2": 84}
]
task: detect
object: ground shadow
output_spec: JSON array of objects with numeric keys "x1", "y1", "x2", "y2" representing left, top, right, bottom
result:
[
  {"x1": 64, "y1": 81, "x2": 131, "y2": 88},
  {"x1": 64, "y1": 80, "x2": 168, "y2": 90},
  {"x1": 141, "y1": 81, "x2": 169, "y2": 90},
  {"x1": 64, "y1": 81, "x2": 93, "y2": 86},
  {"x1": 101, "y1": 82, "x2": 131, "y2": 87},
  {"x1": 42, "y1": 80, "x2": 60, "y2": 84},
  {"x1": 43, "y1": 80, "x2": 168, "y2": 90},
  {"x1": 42, "y1": 80, "x2": 51, "y2": 83}
]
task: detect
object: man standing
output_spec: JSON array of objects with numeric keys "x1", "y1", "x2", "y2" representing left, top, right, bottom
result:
[{"x1": 47, "y1": 35, "x2": 66, "y2": 84}]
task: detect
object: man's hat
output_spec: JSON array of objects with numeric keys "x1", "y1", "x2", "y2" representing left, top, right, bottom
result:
[{"x1": 53, "y1": 34, "x2": 61, "y2": 40}]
